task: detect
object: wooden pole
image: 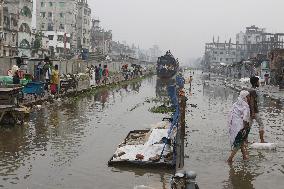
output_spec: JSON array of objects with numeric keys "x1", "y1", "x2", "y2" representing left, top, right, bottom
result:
[{"x1": 176, "y1": 89, "x2": 186, "y2": 170}]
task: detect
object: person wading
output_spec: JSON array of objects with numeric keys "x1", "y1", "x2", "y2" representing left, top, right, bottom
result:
[
  {"x1": 227, "y1": 90, "x2": 251, "y2": 163},
  {"x1": 249, "y1": 76, "x2": 265, "y2": 143}
]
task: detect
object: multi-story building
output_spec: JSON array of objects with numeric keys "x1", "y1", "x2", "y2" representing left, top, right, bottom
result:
[
  {"x1": 0, "y1": 0, "x2": 18, "y2": 57},
  {"x1": 18, "y1": 0, "x2": 33, "y2": 57},
  {"x1": 236, "y1": 25, "x2": 284, "y2": 60},
  {"x1": 148, "y1": 45, "x2": 162, "y2": 62},
  {"x1": 76, "y1": 0, "x2": 91, "y2": 53},
  {"x1": 36, "y1": 0, "x2": 79, "y2": 57},
  {"x1": 205, "y1": 41, "x2": 238, "y2": 66},
  {"x1": 90, "y1": 19, "x2": 112, "y2": 55},
  {"x1": 236, "y1": 25, "x2": 266, "y2": 59},
  {"x1": 204, "y1": 26, "x2": 284, "y2": 67},
  {"x1": 30, "y1": 29, "x2": 50, "y2": 58}
]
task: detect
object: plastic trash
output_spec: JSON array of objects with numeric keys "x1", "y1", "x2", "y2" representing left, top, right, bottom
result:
[{"x1": 251, "y1": 143, "x2": 277, "y2": 150}]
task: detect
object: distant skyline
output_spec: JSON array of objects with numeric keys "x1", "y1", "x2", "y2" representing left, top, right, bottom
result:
[
  {"x1": 89, "y1": 0, "x2": 284, "y2": 63},
  {"x1": 32, "y1": 0, "x2": 284, "y2": 63}
]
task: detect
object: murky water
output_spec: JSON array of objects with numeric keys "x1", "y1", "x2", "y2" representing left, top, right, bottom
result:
[
  {"x1": 184, "y1": 71, "x2": 284, "y2": 189},
  {"x1": 0, "y1": 77, "x2": 172, "y2": 189},
  {"x1": 1, "y1": 72, "x2": 283, "y2": 189}
]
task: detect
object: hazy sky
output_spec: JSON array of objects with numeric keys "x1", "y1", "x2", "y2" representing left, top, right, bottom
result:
[{"x1": 89, "y1": 0, "x2": 284, "y2": 62}]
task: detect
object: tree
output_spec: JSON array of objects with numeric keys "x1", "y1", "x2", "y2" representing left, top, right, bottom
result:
[{"x1": 33, "y1": 32, "x2": 43, "y2": 50}]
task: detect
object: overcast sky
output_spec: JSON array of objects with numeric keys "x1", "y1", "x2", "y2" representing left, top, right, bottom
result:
[{"x1": 88, "y1": 0, "x2": 284, "y2": 62}]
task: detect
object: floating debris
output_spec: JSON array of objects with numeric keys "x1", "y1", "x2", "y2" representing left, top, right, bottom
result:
[
  {"x1": 108, "y1": 121, "x2": 175, "y2": 169},
  {"x1": 149, "y1": 105, "x2": 175, "y2": 114}
]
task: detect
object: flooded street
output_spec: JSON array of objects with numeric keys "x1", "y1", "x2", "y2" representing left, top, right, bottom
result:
[
  {"x1": 0, "y1": 77, "x2": 171, "y2": 189},
  {"x1": 0, "y1": 72, "x2": 283, "y2": 189},
  {"x1": 184, "y1": 71, "x2": 284, "y2": 189}
]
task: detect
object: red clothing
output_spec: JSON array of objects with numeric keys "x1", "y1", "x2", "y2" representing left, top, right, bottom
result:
[{"x1": 103, "y1": 68, "x2": 109, "y2": 77}]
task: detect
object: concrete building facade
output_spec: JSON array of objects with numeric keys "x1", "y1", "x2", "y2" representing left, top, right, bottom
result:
[
  {"x1": 18, "y1": 0, "x2": 33, "y2": 57},
  {"x1": 36, "y1": 0, "x2": 78, "y2": 57},
  {"x1": 236, "y1": 25, "x2": 284, "y2": 60},
  {"x1": 0, "y1": 0, "x2": 18, "y2": 57},
  {"x1": 77, "y1": 0, "x2": 91, "y2": 52},
  {"x1": 90, "y1": 19, "x2": 112, "y2": 55},
  {"x1": 205, "y1": 42, "x2": 238, "y2": 66}
]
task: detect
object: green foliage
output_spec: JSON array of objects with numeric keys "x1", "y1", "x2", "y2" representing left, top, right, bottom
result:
[
  {"x1": 149, "y1": 105, "x2": 175, "y2": 114},
  {"x1": 33, "y1": 32, "x2": 43, "y2": 50}
]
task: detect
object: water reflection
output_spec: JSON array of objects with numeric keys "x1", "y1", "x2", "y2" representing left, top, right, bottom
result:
[
  {"x1": 111, "y1": 167, "x2": 171, "y2": 189},
  {"x1": 156, "y1": 78, "x2": 175, "y2": 100},
  {"x1": 0, "y1": 77, "x2": 168, "y2": 189},
  {"x1": 223, "y1": 163, "x2": 255, "y2": 189}
]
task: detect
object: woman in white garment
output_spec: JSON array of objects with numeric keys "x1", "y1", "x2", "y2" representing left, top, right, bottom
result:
[
  {"x1": 227, "y1": 90, "x2": 251, "y2": 163},
  {"x1": 90, "y1": 65, "x2": 96, "y2": 86}
]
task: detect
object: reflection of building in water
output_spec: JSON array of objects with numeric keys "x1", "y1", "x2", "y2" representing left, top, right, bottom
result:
[
  {"x1": 130, "y1": 81, "x2": 142, "y2": 93},
  {"x1": 202, "y1": 82, "x2": 236, "y2": 101},
  {"x1": 101, "y1": 89, "x2": 109, "y2": 109},
  {"x1": 0, "y1": 125, "x2": 30, "y2": 181},
  {"x1": 156, "y1": 78, "x2": 175, "y2": 100}
]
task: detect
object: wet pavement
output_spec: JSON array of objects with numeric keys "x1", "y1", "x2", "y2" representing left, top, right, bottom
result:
[
  {"x1": 0, "y1": 77, "x2": 172, "y2": 189},
  {"x1": 184, "y1": 71, "x2": 284, "y2": 189}
]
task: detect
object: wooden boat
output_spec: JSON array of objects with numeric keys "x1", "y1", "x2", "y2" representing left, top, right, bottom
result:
[{"x1": 157, "y1": 51, "x2": 179, "y2": 79}]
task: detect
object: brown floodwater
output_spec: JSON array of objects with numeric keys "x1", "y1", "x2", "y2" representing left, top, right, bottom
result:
[
  {"x1": 0, "y1": 72, "x2": 283, "y2": 189},
  {"x1": 184, "y1": 71, "x2": 284, "y2": 189},
  {"x1": 0, "y1": 77, "x2": 172, "y2": 189}
]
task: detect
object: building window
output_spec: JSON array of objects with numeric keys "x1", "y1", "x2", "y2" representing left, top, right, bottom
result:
[
  {"x1": 57, "y1": 35, "x2": 63, "y2": 42},
  {"x1": 220, "y1": 52, "x2": 223, "y2": 54},
  {"x1": 59, "y1": 13, "x2": 64, "y2": 18},
  {"x1": 220, "y1": 58, "x2": 223, "y2": 61},
  {"x1": 48, "y1": 35, "x2": 54, "y2": 40},
  {"x1": 59, "y1": 2, "x2": 65, "y2": 8},
  {"x1": 48, "y1": 12, "x2": 52, "y2": 17},
  {"x1": 41, "y1": 23, "x2": 45, "y2": 29},
  {"x1": 41, "y1": 2, "x2": 45, "y2": 7},
  {"x1": 12, "y1": 34, "x2": 15, "y2": 42},
  {"x1": 48, "y1": 23, "x2": 53, "y2": 31},
  {"x1": 40, "y1": 12, "x2": 46, "y2": 18},
  {"x1": 49, "y1": 2, "x2": 53, "y2": 7},
  {"x1": 59, "y1": 24, "x2": 64, "y2": 30}
]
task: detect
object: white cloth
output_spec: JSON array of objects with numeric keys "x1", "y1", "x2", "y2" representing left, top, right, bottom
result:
[
  {"x1": 228, "y1": 91, "x2": 250, "y2": 146},
  {"x1": 45, "y1": 68, "x2": 51, "y2": 80},
  {"x1": 90, "y1": 69, "x2": 96, "y2": 86}
]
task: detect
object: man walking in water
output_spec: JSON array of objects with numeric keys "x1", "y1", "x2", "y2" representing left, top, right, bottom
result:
[{"x1": 249, "y1": 76, "x2": 265, "y2": 143}]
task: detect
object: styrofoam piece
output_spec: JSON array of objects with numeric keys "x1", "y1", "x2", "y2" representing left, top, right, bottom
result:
[
  {"x1": 134, "y1": 185, "x2": 155, "y2": 189},
  {"x1": 250, "y1": 143, "x2": 277, "y2": 150}
]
